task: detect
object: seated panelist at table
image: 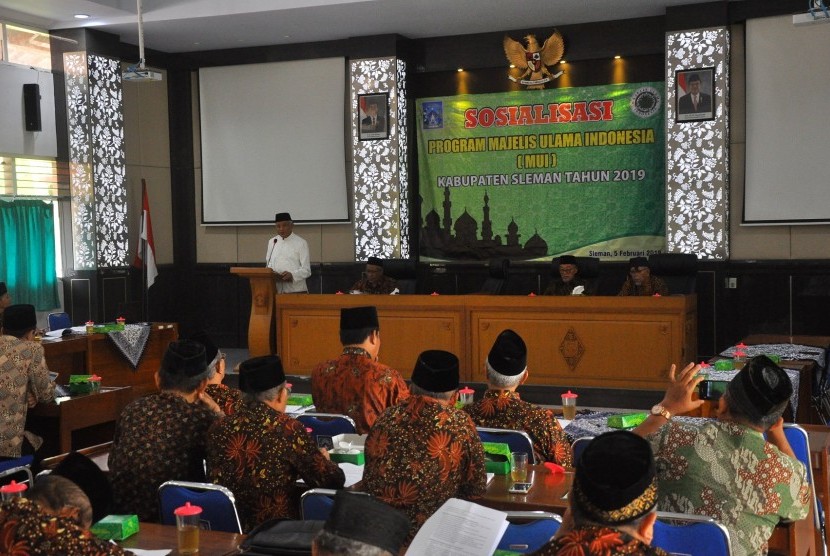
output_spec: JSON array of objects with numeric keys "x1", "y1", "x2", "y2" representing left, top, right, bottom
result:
[
  {"x1": 465, "y1": 329, "x2": 572, "y2": 467},
  {"x1": 208, "y1": 355, "x2": 344, "y2": 532},
  {"x1": 350, "y1": 257, "x2": 398, "y2": 295},
  {"x1": 311, "y1": 306, "x2": 409, "y2": 434},
  {"x1": 618, "y1": 257, "x2": 669, "y2": 297},
  {"x1": 109, "y1": 339, "x2": 224, "y2": 522},
  {"x1": 363, "y1": 350, "x2": 486, "y2": 542},
  {"x1": 0, "y1": 303, "x2": 55, "y2": 461},
  {"x1": 266, "y1": 211, "x2": 311, "y2": 294},
  {"x1": 543, "y1": 255, "x2": 588, "y2": 296},
  {"x1": 531, "y1": 431, "x2": 668, "y2": 556}
]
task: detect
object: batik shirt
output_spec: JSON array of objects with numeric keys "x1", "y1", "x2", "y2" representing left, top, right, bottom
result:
[
  {"x1": 464, "y1": 390, "x2": 573, "y2": 467},
  {"x1": 207, "y1": 400, "x2": 344, "y2": 532},
  {"x1": 363, "y1": 395, "x2": 487, "y2": 540},
  {"x1": 647, "y1": 419, "x2": 810, "y2": 556},
  {"x1": 0, "y1": 497, "x2": 131, "y2": 555},
  {"x1": 311, "y1": 347, "x2": 409, "y2": 433},
  {"x1": 350, "y1": 275, "x2": 398, "y2": 294},
  {"x1": 0, "y1": 335, "x2": 54, "y2": 457},
  {"x1": 530, "y1": 525, "x2": 669, "y2": 556},
  {"x1": 618, "y1": 276, "x2": 669, "y2": 296},
  {"x1": 206, "y1": 383, "x2": 244, "y2": 416},
  {"x1": 109, "y1": 392, "x2": 220, "y2": 522}
]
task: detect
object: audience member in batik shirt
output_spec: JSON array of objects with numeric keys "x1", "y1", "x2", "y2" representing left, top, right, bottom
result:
[
  {"x1": 313, "y1": 491, "x2": 410, "y2": 556},
  {"x1": 191, "y1": 330, "x2": 244, "y2": 416},
  {"x1": 0, "y1": 452, "x2": 129, "y2": 556},
  {"x1": 207, "y1": 355, "x2": 344, "y2": 532},
  {"x1": 109, "y1": 340, "x2": 224, "y2": 521},
  {"x1": 464, "y1": 329, "x2": 573, "y2": 467},
  {"x1": 311, "y1": 306, "x2": 409, "y2": 433},
  {"x1": 531, "y1": 431, "x2": 668, "y2": 556},
  {"x1": 363, "y1": 350, "x2": 486, "y2": 541},
  {"x1": 0, "y1": 304, "x2": 55, "y2": 459},
  {"x1": 634, "y1": 356, "x2": 810, "y2": 556}
]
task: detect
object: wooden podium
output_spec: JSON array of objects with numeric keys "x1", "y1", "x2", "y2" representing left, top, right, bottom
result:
[{"x1": 231, "y1": 267, "x2": 277, "y2": 356}]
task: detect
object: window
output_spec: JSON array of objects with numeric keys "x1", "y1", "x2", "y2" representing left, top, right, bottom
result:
[
  {"x1": 0, "y1": 156, "x2": 69, "y2": 198},
  {"x1": 1, "y1": 23, "x2": 52, "y2": 71}
]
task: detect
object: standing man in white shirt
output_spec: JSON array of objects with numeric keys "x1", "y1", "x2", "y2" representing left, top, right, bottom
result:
[{"x1": 265, "y1": 212, "x2": 311, "y2": 293}]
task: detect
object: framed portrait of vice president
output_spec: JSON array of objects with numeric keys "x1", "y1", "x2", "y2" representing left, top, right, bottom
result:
[{"x1": 675, "y1": 67, "x2": 715, "y2": 122}]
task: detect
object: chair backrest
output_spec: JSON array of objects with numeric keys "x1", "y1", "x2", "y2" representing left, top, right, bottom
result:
[
  {"x1": 158, "y1": 480, "x2": 242, "y2": 533},
  {"x1": 296, "y1": 413, "x2": 357, "y2": 440},
  {"x1": 47, "y1": 312, "x2": 71, "y2": 331},
  {"x1": 476, "y1": 427, "x2": 536, "y2": 464},
  {"x1": 653, "y1": 511, "x2": 731, "y2": 556},
  {"x1": 300, "y1": 488, "x2": 339, "y2": 520},
  {"x1": 479, "y1": 258, "x2": 510, "y2": 294},
  {"x1": 782, "y1": 423, "x2": 825, "y2": 545},
  {"x1": 0, "y1": 463, "x2": 34, "y2": 488},
  {"x1": 647, "y1": 253, "x2": 698, "y2": 294},
  {"x1": 383, "y1": 259, "x2": 418, "y2": 294},
  {"x1": 570, "y1": 436, "x2": 594, "y2": 465},
  {"x1": 498, "y1": 511, "x2": 562, "y2": 553}
]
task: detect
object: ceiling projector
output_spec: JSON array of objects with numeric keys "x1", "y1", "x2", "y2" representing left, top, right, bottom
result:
[{"x1": 123, "y1": 68, "x2": 162, "y2": 82}]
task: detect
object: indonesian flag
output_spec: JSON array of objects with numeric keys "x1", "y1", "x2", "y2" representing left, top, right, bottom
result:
[{"x1": 132, "y1": 179, "x2": 158, "y2": 289}]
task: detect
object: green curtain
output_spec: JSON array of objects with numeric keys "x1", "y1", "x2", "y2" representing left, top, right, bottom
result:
[{"x1": 0, "y1": 199, "x2": 60, "y2": 311}]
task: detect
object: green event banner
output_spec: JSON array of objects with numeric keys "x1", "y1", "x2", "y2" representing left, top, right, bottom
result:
[{"x1": 416, "y1": 82, "x2": 665, "y2": 261}]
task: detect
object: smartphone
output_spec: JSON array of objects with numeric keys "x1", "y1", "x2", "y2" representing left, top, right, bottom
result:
[
  {"x1": 316, "y1": 435, "x2": 334, "y2": 450},
  {"x1": 698, "y1": 380, "x2": 729, "y2": 401},
  {"x1": 508, "y1": 482, "x2": 532, "y2": 494}
]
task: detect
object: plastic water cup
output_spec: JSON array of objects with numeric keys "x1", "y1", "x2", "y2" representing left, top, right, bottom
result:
[
  {"x1": 511, "y1": 452, "x2": 528, "y2": 483},
  {"x1": 561, "y1": 390, "x2": 578, "y2": 420},
  {"x1": 174, "y1": 502, "x2": 202, "y2": 554}
]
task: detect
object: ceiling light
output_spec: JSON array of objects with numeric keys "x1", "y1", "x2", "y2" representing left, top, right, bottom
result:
[
  {"x1": 614, "y1": 55, "x2": 621, "y2": 59},
  {"x1": 560, "y1": 60, "x2": 566, "y2": 64},
  {"x1": 509, "y1": 64, "x2": 515, "y2": 68},
  {"x1": 74, "y1": 14, "x2": 90, "y2": 19},
  {"x1": 457, "y1": 68, "x2": 463, "y2": 72}
]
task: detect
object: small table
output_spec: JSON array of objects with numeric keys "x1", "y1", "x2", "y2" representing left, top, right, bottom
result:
[
  {"x1": 480, "y1": 464, "x2": 572, "y2": 515},
  {"x1": 119, "y1": 522, "x2": 244, "y2": 555},
  {"x1": 26, "y1": 386, "x2": 132, "y2": 456}
]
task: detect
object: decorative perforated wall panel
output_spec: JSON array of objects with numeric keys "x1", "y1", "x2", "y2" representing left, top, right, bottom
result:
[
  {"x1": 665, "y1": 28, "x2": 730, "y2": 260},
  {"x1": 64, "y1": 52, "x2": 128, "y2": 269},
  {"x1": 350, "y1": 57, "x2": 409, "y2": 260}
]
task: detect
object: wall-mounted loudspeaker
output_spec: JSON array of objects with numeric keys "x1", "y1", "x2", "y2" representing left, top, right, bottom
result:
[{"x1": 23, "y1": 83, "x2": 42, "y2": 131}]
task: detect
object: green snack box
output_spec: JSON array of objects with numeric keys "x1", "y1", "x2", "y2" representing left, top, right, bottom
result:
[
  {"x1": 330, "y1": 450, "x2": 365, "y2": 465},
  {"x1": 288, "y1": 393, "x2": 314, "y2": 407},
  {"x1": 764, "y1": 353, "x2": 781, "y2": 364},
  {"x1": 713, "y1": 359, "x2": 734, "y2": 371},
  {"x1": 482, "y1": 441, "x2": 511, "y2": 475},
  {"x1": 91, "y1": 514, "x2": 139, "y2": 541},
  {"x1": 68, "y1": 375, "x2": 94, "y2": 395},
  {"x1": 607, "y1": 412, "x2": 648, "y2": 429}
]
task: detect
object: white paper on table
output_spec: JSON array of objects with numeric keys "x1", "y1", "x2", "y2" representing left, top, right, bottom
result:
[
  {"x1": 338, "y1": 462, "x2": 364, "y2": 487},
  {"x1": 557, "y1": 418, "x2": 572, "y2": 429},
  {"x1": 486, "y1": 473, "x2": 494, "y2": 484},
  {"x1": 121, "y1": 550, "x2": 170, "y2": 556},
  {"x1": 407, "y1": 498, "x2": 508, "y2": 556},
  {"x1": 571, "y1": 285, "x2": 585, "y2": 295}
]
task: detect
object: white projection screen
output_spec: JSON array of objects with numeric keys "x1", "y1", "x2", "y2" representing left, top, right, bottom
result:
[
  {"x1": 743, "y1": 15, "x2": 830, "y2": 224},
  {"x1": 199, "y1": 58, "x2": 349, "y2": 225}
]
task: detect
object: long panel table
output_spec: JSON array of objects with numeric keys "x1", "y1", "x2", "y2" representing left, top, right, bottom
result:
[
  {"x1": 276, "y1": 294, "x2": 696, "y2": 388},
  {"x1": 42, "y1": 322, "x2": 178, "y2": 399}
]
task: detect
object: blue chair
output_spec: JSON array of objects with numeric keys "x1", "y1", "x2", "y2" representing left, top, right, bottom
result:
[
  {"x1": 476, "y1": 427, "x2": 537, "y2": 464},
  {"x1": 570, "y1": 436, "x2": 594, "y2": 464},
  {"x1": 158, "y1": 480, "x2": 242, "y2": 533},
  {"x1": 300, "y1": 488, "x2": 338, "y2": 520},
  {"x1": 653, "y1": 511, "x2": 731, "y2": 556},
  {"x1": 0, "y1": 463, "x2": 34, "y2": 488},
  {"x1": 497, "y1": 511, "x2": 562, "y2": 553},
  {"x1": 47, "y1": 312, "x2": 71, "y2": 331},
  {"x1": 297, "y1": 413, "x2": 357, "y2": 440},
  {"x1": 783, "y1": 423, "x2": 827, "y2": 556}
]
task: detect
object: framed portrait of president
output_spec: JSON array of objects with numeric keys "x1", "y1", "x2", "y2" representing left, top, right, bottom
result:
[
  {"x1": 358, "y1": 93, "x2": 389, "y2": 141},
  {"x1": 675, "y1": 67, "x2": 715, "y2": 122}
]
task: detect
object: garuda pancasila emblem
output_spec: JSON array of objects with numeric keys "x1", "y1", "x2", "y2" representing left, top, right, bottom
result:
[{"x1": 503, "y1": 32, "x2": 565, "y2": 90}]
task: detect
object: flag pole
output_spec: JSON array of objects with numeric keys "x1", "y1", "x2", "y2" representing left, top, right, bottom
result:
[{"x1": 140, "y1": 179, "x2": 149, "y2": 322}]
